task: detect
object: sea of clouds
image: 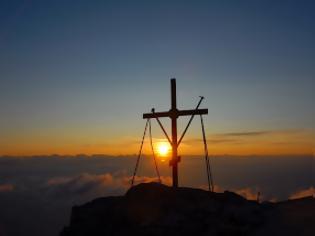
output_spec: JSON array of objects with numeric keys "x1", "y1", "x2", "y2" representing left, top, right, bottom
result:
[{"x1": 0, "y1": 155, "x2": 314, "y2": 236}]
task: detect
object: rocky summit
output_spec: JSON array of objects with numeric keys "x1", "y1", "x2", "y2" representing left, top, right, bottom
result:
[{"x1": 60, "y1": 182, "x2": 315, "y2": 236}]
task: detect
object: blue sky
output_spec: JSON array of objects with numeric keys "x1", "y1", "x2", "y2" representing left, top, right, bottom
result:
[{"x1": 0, "y1": 0, "x2": 314, "y2": 155}]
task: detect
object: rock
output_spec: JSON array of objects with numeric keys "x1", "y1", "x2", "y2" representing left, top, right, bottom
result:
[{"x1": 60, "y1": 182, "x2": 315, "y2": 236}]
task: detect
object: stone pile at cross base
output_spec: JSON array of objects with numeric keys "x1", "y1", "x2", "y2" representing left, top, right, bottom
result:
[{"x1": 60, "y1": 182, "x2": 315, "y2": 236}]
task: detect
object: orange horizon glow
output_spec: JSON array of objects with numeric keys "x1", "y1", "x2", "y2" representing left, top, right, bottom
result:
[
  {"x1": 0, "y1": 140, "x2": 313, "y2": 157},
  {"x1": 0, "y1": 129, "x2": 313, "y2": 157}
]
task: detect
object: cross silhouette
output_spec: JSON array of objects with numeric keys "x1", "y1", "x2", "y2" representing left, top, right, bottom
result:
[{"x1": 143, "y1": 78, "x2": 208, "y2": 187}]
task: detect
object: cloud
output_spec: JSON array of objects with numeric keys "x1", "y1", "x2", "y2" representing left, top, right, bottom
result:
[
  {"x1": 183, "y1": 138, "x2": 239, "y2": 145},
  {"x1": 289, "y1": 187, "x2": 315, "y2": 199},
  {"x1": 199, "y1": 184, "x2": 260, "y2": 201},
  {"x1": 207, "y1": 138, "x2": 239, "y2": 144},
  {"x1": 183, "y1": 129, "x2": 307, "y2": 146},
  {"x1": 234, "y1": 187, "x2": 260, "y2": 201},
  {"x1": 0, "y1": 184, "x2": 14, "y2": 192},
  {"x1": 216, "y1": 129, "x2": 305, "y2": 138},
  {"x1": 220, "y1": 131, "x2": 271, "y2": 137},
  {"x1": 0, "y1": 156, "x2": 313, "y2": 236},
  {"x1": 46, "y1": 173, "x2": 119, "y2": 195},
  {"x1": 45, "y1": 173, "x2": 172, "y2": 197}
]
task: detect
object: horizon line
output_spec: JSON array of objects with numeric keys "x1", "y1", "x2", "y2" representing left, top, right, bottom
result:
[{"x1": 0, "y1": 153, "x2": 313, "y2": 158}]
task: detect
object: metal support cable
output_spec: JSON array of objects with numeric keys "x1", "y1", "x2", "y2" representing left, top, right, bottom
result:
[
  {"x1": 178, "y1": 96, "x2": 204, "y2": 147},
  {"x1": 149, "y1": 119, "x2": 161, "y2": 184},
  {"x1": 151, "y1": 108, "x2": 172, "y2": 145},
  {"x1": 200, "y1": 115, "x2": 214, "y2": 192},
  {"x1": 131, "y1": 119, "x2": 149, "y2": 187}
]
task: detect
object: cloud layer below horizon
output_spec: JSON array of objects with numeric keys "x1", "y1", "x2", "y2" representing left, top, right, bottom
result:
[{"x1": 0, "y1": 155, "x2": 314, "y2": 236}]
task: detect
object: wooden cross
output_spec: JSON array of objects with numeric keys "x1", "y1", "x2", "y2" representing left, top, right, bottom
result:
[{"x1": 143, "y1": 78, "x2": 208, "y2": 187}]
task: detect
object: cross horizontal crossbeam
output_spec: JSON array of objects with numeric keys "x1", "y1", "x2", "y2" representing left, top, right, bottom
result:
[{"x1": 143, "y1": 108, "x2": 208, "y2": 119}]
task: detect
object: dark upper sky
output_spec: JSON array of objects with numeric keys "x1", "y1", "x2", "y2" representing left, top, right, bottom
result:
[{"x1": 0, "y1": 0, "x2": 314, "y2": 155}]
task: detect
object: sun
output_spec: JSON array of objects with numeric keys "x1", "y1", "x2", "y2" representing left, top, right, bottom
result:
[{"x1": 156, "y1": 142, "x2": 170, "y2": 157}]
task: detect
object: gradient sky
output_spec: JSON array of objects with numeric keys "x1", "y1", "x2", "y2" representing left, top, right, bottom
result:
[{"x1": 0, "y1": 0, "x2": 314, "y2": 155}]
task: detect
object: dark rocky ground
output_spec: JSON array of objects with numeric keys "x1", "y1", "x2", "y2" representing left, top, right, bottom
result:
[{"x1": 60, "y1": 183, "x2": 315, "y2": 236}]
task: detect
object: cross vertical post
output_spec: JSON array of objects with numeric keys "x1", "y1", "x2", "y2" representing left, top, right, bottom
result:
[{"x1": 170, "y1": 78, "x2": 178, "y2": 188}]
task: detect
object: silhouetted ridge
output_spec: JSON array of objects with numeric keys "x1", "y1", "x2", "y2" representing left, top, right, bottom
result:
[{"x1": 60, "y1": 183, "x2": 315, "y2": 236}]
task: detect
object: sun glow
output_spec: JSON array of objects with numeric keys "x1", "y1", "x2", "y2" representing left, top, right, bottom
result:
[{"x1": 156, "y1": 142, "x2": 170, "y2": 157}]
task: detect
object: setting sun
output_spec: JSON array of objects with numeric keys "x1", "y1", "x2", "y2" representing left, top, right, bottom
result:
[{"x1": 156, "y1": 142, "x2": 170, "y2": 157}]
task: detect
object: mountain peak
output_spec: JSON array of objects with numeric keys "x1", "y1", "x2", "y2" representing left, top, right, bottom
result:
[{"x1": 60, "y1": 182, "x2": 315, "y2": 236}]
